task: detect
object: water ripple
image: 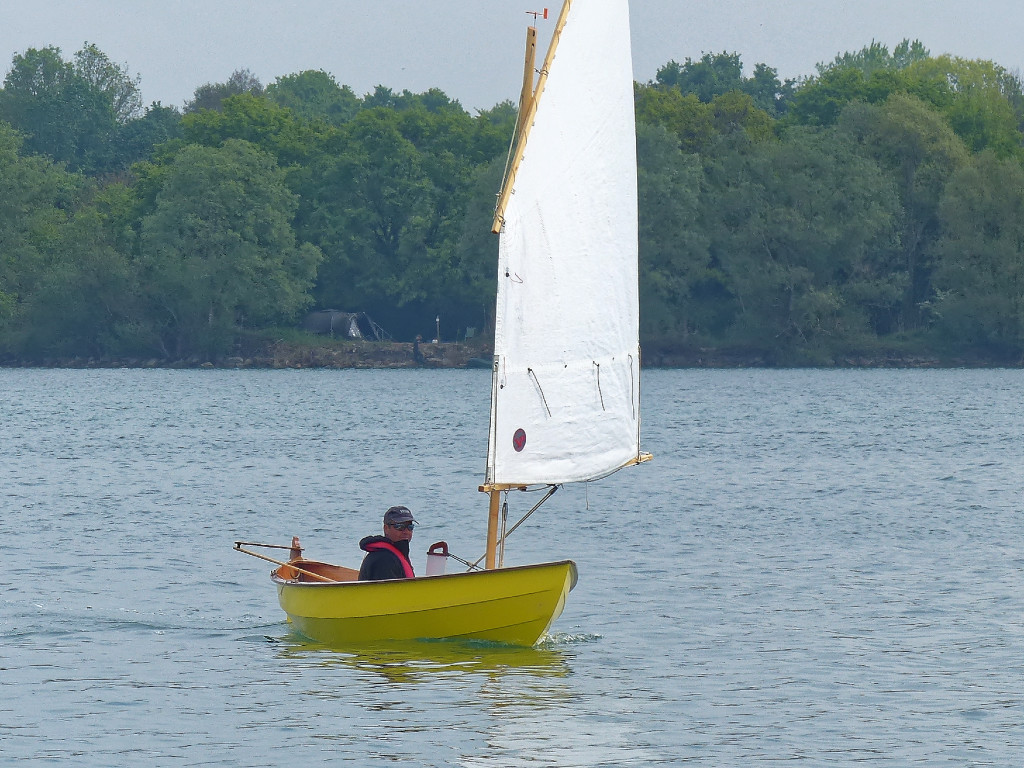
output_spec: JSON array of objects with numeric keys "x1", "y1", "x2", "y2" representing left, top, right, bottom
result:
[{"x1": 2, "y1": 368, "x2": 1023, "y2": 766}]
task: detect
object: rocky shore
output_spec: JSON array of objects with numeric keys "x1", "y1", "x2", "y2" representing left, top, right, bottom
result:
[
  {"x1": 0, "y1": 339, "x2": 487, "y2": 370},
  {"x1": 2, "y1": 338, "x2": 1018, "y2": 369}
]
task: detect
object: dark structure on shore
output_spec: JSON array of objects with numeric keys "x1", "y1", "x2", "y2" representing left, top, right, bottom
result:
[{"x1": 303, "y1": 311, "x2": 389, "y2": 341}]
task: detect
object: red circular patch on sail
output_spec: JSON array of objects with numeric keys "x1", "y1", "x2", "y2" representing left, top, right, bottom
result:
[{"x1": 512, "y1": 428, "x2": 527, "y2": 452}]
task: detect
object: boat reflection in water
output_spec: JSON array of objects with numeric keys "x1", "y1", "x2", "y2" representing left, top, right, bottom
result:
[{"x1": 271, "y1": 635, "x2": 575, "y2": 685}]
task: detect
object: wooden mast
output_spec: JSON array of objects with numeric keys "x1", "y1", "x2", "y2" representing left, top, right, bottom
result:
[
  {"x1": 515, "y1": 25, "x2": 538, "y2": 146},
  {"x1": 485, "y1": 489, "x2": 502, "y2": 570},
  {"x1": 490, "y1": 0, "x2": 573, "y2": 234}
]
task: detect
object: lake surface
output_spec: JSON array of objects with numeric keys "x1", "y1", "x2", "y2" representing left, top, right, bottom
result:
[{"x1": 2, "y1": 367, "x2": 1022, "y2": 766}]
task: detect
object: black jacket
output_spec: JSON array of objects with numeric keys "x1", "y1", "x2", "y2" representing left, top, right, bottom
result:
[{"x1": 358, "y1": 536, "x2": 413, "y2": 581}]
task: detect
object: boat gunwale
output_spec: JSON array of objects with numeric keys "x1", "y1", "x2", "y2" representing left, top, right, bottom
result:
[{"x1": 271, "y1": 559, "x2": 578, "y2": 589}]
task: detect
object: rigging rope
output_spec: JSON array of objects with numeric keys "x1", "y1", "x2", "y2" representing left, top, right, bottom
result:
[
  {"x1": 468, "y1": 485, "x2": 559, "y2": 570},
  {"x1": 629, "y1": 353, "x2": 637, "y2": 421}
]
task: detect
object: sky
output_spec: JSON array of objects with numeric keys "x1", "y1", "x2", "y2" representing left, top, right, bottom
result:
[{"x1": 2, "y1": 0, "x2": 1023, "y2": 113}]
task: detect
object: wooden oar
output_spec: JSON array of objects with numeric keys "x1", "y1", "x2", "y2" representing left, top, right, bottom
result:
[{"x1": 233, "y1": 542, "x2": 340, "y2": 583}]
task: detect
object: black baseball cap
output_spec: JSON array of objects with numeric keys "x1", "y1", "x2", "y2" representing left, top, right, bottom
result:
[{"x1": 383, "y1": 506, "x2": 417, "y2": 525}]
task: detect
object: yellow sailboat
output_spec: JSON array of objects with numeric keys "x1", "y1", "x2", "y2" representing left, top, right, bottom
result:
[
  {"x1": 237, "y1": 0, "x2": 648, "y2": 647},
  {"x1": 268, "y1": 556, "x2": 577, "y2": 647}
]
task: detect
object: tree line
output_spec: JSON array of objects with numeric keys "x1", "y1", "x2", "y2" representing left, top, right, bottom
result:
[{"x1": 2, "y1": 40, "x2": 1024, "y2": 364}]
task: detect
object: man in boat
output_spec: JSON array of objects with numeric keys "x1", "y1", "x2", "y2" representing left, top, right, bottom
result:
[{"x1": 358, "y1": 505, "x2": 417, "y2": 580}]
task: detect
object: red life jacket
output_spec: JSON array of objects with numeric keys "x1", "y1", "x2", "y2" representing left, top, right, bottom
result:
[{"x1": 363, "y1": 540, "x2": 415, "y2": 579}]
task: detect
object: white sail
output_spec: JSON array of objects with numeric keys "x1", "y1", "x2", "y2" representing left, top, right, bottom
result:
[{"x1": 487, "y1": 0, "x2": 640, "y2": 488}]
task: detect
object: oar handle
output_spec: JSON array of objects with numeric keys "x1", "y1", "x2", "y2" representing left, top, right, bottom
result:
[
  {"x1": 234, "y1": 540, "x2": 295, "y2": 551},
  {"x1": 233, "y1": 542, "x2": 339, "y2": 584}
]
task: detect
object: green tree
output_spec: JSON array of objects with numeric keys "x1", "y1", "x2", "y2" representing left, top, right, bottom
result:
[
  {"x1": 0, "y1": 122, "x2": 80, "y2": 346},
  {"x1": 745, "y1": 63, "x2": 795, "y2": 116},
  {"x1": 932, "y1": 152, "x2": 1024, "y2": 356},
  {"x1": 788, "y1": 67, "x2": 870, "y2": 126},
  {"x1": 139, "y1": 139, "x2": 321, "y2": 357},
  {"x1": 303, "y1": 97, "x2": 509, "y2": 339},
  {"x1": 0, "y1": 122, "x2": 141, "y2": 359},
  {"x1": 701, "y1": 127, "x2": 900, "y2": 357},
  {"x1": 306, "y1": 109, "x2": 438, "y2": 314},
  {"x1": 112, "y1": 103, "x2": 183, "y2": 171},
  {"x1": 635, "y1": 87, "x2": 716, "y2": 152},
  {"x1": 711, "y1": 91, "x2": 774, "y2": 142},
  {"x1": 635, "y1": 123, "x2": 713, "y2": 339},
  {"x1": 907, "y1": 55, "x2": 1024, "y2": 156},
  {"x1": 656, "y1": 52, "x2": 793, "y2": 115},
  {"x1": 636, "y1": 85, "x2": 775, "y2": 152},
  {"x1": 449, "y1": 156, "x2": 506, "y2": 336},
  {"x1": 359, "y1": 85, "x2": 467, "y2": 113},
  {"x1": 837, "y1": 94, "x2": 969, "y2": 331},
  {"x1": 818, "y1": 39, "x2": 930, "y2": 77},
  {"x1": 445, "y1": 104, "x2": 521, "y2": 337},
  {"x1": 73, "y1": 42, "x2": 143, "y2": 123},
  {"x1": 0, "y1": 45, "x2": 118, "y2": 173},
  {"x1": 182, "y1": 93, "x2": 321, "y2": 166},
  {"x1": 14, "y1": 189, "x2": 139, "y2": 358},
  {"x1": 788, "y1": 56, "x2": 952, "y2": 129},
  {"x1": 657, "y1": 52, "x2": 743, "y2": 102},
  {"x1": 184, "y1": 68, "x2": 263, "y2": 113},
  {"x1": 265, "y1": 70, "x2": 361, "y2": 124}
]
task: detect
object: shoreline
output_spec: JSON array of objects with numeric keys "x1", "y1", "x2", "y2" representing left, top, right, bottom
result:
[{"x1": 2, "y1": 340, "x2": 1021, "y2": 370}]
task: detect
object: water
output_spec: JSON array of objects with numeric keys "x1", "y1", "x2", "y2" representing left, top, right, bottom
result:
[{"x1": 2, "y1": 368, "x2": 1022, "y2": 766}]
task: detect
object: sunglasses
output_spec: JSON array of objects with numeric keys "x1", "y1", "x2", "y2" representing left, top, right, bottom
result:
[{"x1": 388, "y1": 522, "x2": 415, "y2": 531}]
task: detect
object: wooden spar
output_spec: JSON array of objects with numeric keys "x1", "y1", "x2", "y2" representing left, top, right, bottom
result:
[
  {"x1": 628, "y1": 452, "x2": 655, "y2": 467},
  {"x1": 490, "y1": 23, "x2": 537, "y2": 237},
  {"x1": 479, "y1": 452, "x2": 651, "y2": 495},
  {"x1": 485, "y1": 489, "x2": 501, "y2": 570},
  {"x1": 234, "y1": 543, "x2": 340, "y2": 583},
  {"x1": 491, "y1": 0, "x2": 573, "y2": 234},
  {"x1": 514, "y1": 25, "x2": 539, "y2": 145}
]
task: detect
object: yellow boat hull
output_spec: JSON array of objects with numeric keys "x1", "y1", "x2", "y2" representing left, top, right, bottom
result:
[{"x1": 273, "y1": 560, "x2": 578, "y2": 647}]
